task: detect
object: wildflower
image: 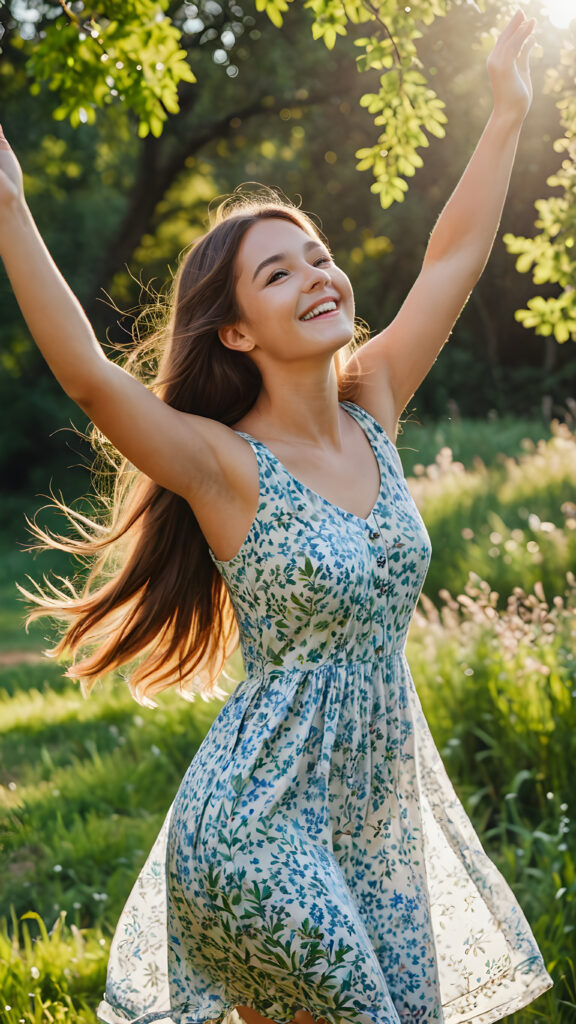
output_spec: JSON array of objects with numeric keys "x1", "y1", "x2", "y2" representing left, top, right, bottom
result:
[{"x1": 30, "y1": 966, "x2": 40, "y2": 979}]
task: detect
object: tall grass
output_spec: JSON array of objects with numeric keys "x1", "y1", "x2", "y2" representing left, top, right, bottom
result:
[
  {"x1": 0, "y1": 911, "x2": 107, "y2": 1024},
  {"x1": 1, "y1": 416, "x2": 574, "y2": 1021},
  {"x1": 409, "y1": 571, "x2": 576, "y2": 1021},
  {"x1": 0, "y1": 662, "x2": 233, "y2": 928},
  {"x1": 408, "y1": 420, "x2": 576, "y2": 601}
]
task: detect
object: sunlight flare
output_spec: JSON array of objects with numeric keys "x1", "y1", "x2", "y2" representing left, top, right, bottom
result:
[{"x1": 543, "y1": 0, "x2": 575, "y2": 29}]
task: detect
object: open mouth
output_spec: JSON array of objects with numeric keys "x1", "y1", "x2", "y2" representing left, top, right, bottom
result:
[{"x1": 299, "y1": 300, "x2": 339, "y2": 322}]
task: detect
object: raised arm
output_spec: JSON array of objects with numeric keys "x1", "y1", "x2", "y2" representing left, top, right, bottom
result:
[
  {"x1": 0, "y1": 128, "x2": 230, "y2": 502},
  {"x1": 348, "y1": 9, "x2": 536, "y2": 434}
]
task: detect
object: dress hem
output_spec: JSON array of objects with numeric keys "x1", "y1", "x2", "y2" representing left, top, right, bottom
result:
[
  {"x1": 444, "y1": 971, "x2": 553, "y2": 1024},
  {"x1": 97, "y1": 969, "x2": 553, "y2": 1024}
]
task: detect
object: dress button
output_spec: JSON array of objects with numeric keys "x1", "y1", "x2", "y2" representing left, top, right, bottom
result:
[
  {"x1": 375, "y1": 645, "x2": 384, "y2": 655},
  {"x1": 368, "y1": 529, "x2": 379, "y2": 540}
]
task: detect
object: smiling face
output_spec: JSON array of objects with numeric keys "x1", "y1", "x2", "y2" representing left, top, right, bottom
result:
[{"x1": 219, "y1": 217, "x2": 355, "y2": 368}]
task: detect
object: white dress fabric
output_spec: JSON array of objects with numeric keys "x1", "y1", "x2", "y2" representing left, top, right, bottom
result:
[{"x1": 98, "y1": 401, "x2": 552, "y2": 1024}]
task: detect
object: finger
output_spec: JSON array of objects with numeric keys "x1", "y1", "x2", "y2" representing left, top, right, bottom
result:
[
  {"x1": 0, "y1": 125, "x2": 11, "y2": 151},
  {"x1": 517, "y1": 31, "x2": 537, "y2": 72},
  {"x1": 499, "y1": 17, "x2": 536, "y2": 59},
  {"x1": 512, "y1": 19, "x2": 537, "y2": 60},
  {"x1": 496, "y1": 9, "x2": 527, "y2": 45}
]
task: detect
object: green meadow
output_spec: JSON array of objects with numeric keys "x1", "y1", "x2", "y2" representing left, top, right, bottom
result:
[{"x1": 1, "y1": 415, "x2": 575, "y2": 1022}]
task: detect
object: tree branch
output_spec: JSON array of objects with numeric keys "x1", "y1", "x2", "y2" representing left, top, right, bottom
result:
[{"x1": 86, "y1": 85, "x2": 334, "y2": 327}]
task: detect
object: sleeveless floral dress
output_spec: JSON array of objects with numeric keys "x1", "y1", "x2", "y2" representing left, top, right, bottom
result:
[{"x1": 98, "y1": 401, "x2": 551, "y2": 1024}]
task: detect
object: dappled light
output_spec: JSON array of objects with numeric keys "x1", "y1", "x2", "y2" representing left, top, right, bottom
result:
[
  {"x1": 2, "y1": 419, "x2": 575, "y2": 1020},
  {"x1": 1, "y1": 2, "x2": 576, "y2": 1021}
]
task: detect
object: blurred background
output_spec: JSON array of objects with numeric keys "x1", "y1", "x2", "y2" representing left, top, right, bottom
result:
[{"x1": 0, "y1": 0, "x2": 575, "y2": 1020}]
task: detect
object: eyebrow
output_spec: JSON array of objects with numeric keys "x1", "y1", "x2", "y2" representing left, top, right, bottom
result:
[{"x1": 251, "y1": 239, "x2": 325, "y2": 282}]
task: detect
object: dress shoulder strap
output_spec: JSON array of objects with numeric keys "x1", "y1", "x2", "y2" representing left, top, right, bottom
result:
[
  {"x1": 208, "y1": 430, "x2": 305, "y2": 569},
  {"x1": 340, "y1": 401, "x2": 405, "y2": 479}
]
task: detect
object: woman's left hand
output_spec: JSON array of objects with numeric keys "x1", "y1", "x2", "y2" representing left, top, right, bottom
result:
[{"x1": 487, "y1": 9, "x2": 536, "y2": 122}]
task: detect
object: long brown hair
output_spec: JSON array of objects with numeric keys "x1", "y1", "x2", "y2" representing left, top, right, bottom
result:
[{"x1": 22, "y1": 188, "x2": 365, "y2": 706}]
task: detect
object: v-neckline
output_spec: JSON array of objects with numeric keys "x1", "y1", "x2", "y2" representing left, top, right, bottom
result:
[{"x1": 234, "y1": 401, "x2": 383, "y2": 523}]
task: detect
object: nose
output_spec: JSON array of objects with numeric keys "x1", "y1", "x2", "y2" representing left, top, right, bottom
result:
[{"x1": 304, "y1": 262, "x2": 331, "y2": 290}]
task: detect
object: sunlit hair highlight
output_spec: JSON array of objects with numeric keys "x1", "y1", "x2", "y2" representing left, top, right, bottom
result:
[{"x1": 21, "y1": 186, "x2": 368, "y2": 706}]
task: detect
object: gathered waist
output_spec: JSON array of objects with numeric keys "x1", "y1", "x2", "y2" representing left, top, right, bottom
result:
[{"x1": 239, "y1": 648, "x2": 407, "y2": 688}]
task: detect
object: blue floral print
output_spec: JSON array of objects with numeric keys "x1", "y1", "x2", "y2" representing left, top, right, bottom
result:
[{"x1": 98, "y1": 401, "x2": 552, "y2": 1024}]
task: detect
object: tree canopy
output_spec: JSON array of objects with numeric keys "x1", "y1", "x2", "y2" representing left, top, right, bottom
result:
[
  {"x1": 5, "y1": 0, "x2": 576, "y2": 339},
  {"x1": 1, "y1": 0, "x2": 575, "y2": 488},
  {"x1": 0, "y1": 1, "x2": 519, "y2": 207}
]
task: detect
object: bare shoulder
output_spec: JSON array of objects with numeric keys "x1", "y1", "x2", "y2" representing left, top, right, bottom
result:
[
  {"x1": 185, "y1": 414, "x2": 259, "y2": 563},
  {"x1": 342, "y1": 348, "x2": 399, "y2": 444}
]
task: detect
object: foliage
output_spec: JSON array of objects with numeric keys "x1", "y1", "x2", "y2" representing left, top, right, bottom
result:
[
  {"x1": 504, "y1": 36, "x2": 576, "y2": 343},
  {"x1": 2, "y1": 0, "x2": 575, "y2": 489},
  {"x1": 408, "y1": 572, "x2": 576, "y2": 1020},
  {"x1": 396, "y1": 413, "x2": 554, "y2": 474},
  {"x1": 408, "y1": 418, "x2": 576, "y2": 600},
  {"x1": 7, "y1": 0, "x2": 459, "y2": 208},
  {"x1": 0, "y1": 658, "x2": 231, "y2": 927},
  {"x1": 0, "y1": 910, "x2": 107, "y2": 1024},
  {"x1": 1, "y1": 421, "x2": 576, "y2": 1019},
  {"x1": 1, "y1": 588, "x2": 574, "y2": 1015},
  {"x1": 26, "y1": 0, "x2": 196, "y2": 137},
  {"x1": 259, "y1": 0, "x2": 450, "y2": 207}
]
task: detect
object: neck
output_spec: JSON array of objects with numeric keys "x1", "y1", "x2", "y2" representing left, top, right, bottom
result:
[{"x1": 245, "y1": 361, "x2": 346, "y2": 450}]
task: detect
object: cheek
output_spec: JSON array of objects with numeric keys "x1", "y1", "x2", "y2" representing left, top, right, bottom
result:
[
  {"x1": 336, "y1": 269, "x2": 353, "y2": 299},
  {"x1": 267, "y1": 290, "x2": 298, "y2": 323},
  {"x1": 341, "y1": 276, "x2": 355, "y2": 312}
]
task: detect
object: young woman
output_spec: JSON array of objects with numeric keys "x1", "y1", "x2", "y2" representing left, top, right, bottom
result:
[{"x1": 0, "y1": 9, "x2": 552, "y2": 1024}]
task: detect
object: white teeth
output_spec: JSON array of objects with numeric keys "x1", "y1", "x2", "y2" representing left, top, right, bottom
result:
[{"x1": 301, "y1": 300, "x2": 337, "y2": 321}]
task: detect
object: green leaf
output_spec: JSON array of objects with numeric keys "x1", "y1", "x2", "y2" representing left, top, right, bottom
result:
[{"x1": 504, "y1": 39, "x2": 576, "y2": 346}]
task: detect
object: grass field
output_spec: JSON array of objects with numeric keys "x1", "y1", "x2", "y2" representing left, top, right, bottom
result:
[{"x1": 1, "y1": 414, "x2": 575, "y2": 1022}]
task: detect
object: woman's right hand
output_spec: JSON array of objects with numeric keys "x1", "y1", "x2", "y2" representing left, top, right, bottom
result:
[{"x1": 0, "y1": 125, "x2": 25, "y2": 210}]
